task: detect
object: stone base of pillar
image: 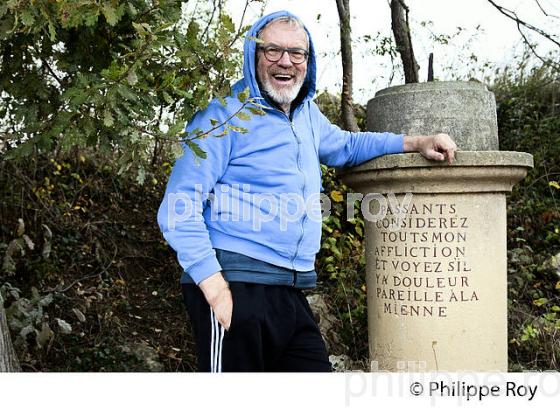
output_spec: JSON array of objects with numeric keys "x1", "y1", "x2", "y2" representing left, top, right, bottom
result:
[{"x1": 339, "y1": 151, "x2": 533, "y2": 371}]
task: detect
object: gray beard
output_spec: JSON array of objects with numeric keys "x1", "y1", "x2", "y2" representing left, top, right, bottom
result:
[{"x1": 259, "y1": 75, "x2": 305, "y2": 108}]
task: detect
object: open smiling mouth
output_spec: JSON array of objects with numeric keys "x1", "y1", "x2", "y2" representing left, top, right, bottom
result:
[{"x1": 271, "y1": 74, "x2": 294, "y2": 84}]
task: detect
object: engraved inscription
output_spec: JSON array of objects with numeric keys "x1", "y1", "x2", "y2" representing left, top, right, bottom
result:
[{"x1": 373, "y1": 202, "x2": 479, "y2": 317}]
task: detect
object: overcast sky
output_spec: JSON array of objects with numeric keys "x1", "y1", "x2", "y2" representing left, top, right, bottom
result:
[{"x1": 220, "y1": 0, "x2": 559, "y2": 103}]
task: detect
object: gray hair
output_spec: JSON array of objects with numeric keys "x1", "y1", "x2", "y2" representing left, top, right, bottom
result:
[{"x1": 256, "y1": 16, "x2": 309, "y2": 49}]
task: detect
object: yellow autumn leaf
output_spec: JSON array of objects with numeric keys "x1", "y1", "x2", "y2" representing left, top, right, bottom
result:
[
  {"x1": 533, "y1": 297, "x2": 548, "y2": 306},
  {"x1": 556, "y1": 281, "x2": 560, "y2": 290},
  {"x1": 549, "y1": 181, "x2": 560, "y2": 190},
  {"x1": 331, "y1": 190, "x2": 344, "y2": 202}
]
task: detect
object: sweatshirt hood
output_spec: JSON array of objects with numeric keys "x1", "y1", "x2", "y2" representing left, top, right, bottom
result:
[{"x1": 242, "y1": 10, "x2": 317, "y2": 106}]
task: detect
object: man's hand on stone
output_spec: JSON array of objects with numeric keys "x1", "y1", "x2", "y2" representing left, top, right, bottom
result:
[
  {"x1": 199, "y1": 272, "x2": 233, "y2": 330},
  {"x1": 404, "y1": 133, "x2": 457, "y2": 164}
]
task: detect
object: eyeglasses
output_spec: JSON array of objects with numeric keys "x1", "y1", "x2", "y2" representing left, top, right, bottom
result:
[{"x1": 258, "y1": 44, "x2": 309, "y2": 64}]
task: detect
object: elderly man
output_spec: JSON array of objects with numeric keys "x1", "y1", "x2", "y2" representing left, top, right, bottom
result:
[{"x1": 158, "y1": 11, "x2": 456, "y2": 372}]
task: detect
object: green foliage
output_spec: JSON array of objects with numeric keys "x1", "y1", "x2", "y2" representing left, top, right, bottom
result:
[
  {"x1": 494, "y1": 57, "x2": 560, "y2": 253},
  {"x1": 183, "y1": 90, "x2": 268, "y2": 160},
  {"x1": 1, "y1": 283, "x2": 55, "y2": 351},
  {"x1": 0, "y1": 0, "x2": 247, "y2": 179},
  {"x1": 0, "y1": 150, "x2": 196, "y2": 371},
  {"x1": 490, "y1": 57, "x2": 560, "y2": 370},
  {"x1": 315, "y1": 91, "x2": 367, "y2": 131},
  {"x1": 314, "y1": 92, "x2": 369, "y2": 360}
]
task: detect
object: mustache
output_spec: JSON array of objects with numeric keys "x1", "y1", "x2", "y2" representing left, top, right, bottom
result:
[{"x1": 269, "y1": 69, "x2": 298, "y2": 76}]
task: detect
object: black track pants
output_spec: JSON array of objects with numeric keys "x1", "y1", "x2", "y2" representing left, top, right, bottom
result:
[{"x1": 181, "y1": 282, "x2": 332, "y2": 372}]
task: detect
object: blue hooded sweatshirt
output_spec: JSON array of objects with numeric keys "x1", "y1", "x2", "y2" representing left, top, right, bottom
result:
[{"x1": 157, "y1": 10, "x2": 404, "y2": 287}]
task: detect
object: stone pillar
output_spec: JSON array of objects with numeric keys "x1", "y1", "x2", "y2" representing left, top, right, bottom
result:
[
  {"x1": 368, "y1": 81, "x2": 499, "y2": 151},
  {"x1": 338, "y1": 82, "x2": 533, "y2": 371}
]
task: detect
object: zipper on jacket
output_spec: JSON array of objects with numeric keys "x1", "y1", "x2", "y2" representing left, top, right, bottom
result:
[
  {"x1": 277, "y1": 110, "x2": 307, "y2": 274},
  {"x1": 288, "y1": 118, "x2": 306, "y2": 273}
]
